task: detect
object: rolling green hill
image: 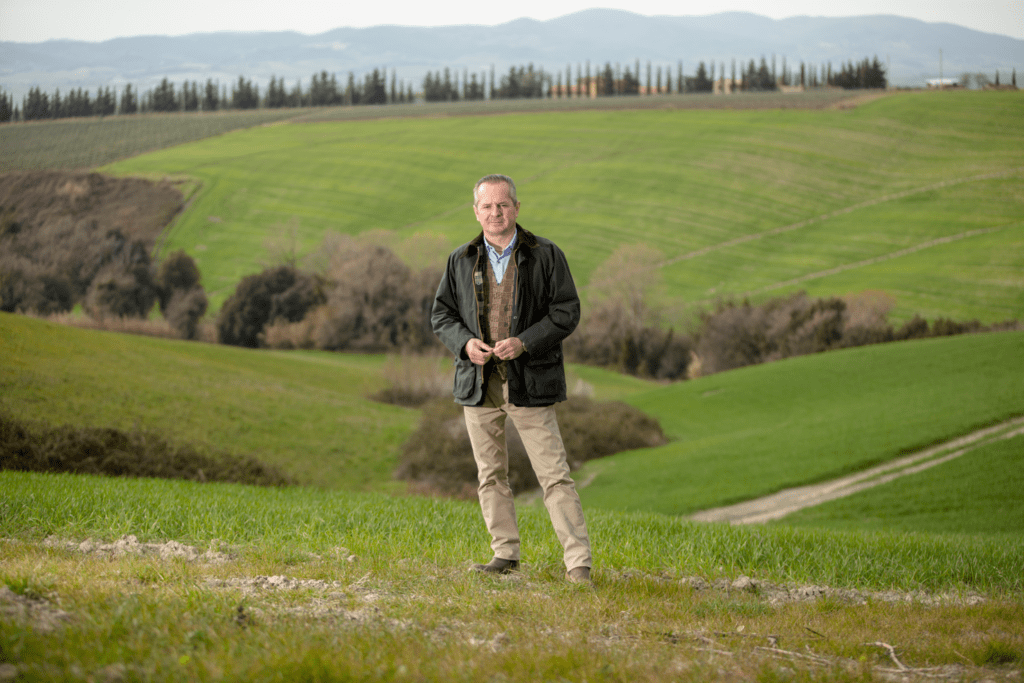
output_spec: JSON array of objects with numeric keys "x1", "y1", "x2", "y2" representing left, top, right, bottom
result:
[
  {"x1": 781, "y1": 431, "x2": 1024, "y2": 536},
  {"x1": 0, "y1": 312, "x2": 651, "y2": 491},
  {"x1": 99, "y1": 90, "x2": 1024, "y2": 324},
  {"x1": 575, "y1": 330, "x2": 1024, "y2": 517},
  {"x1": 5, "y1": 312, "x2": 1022, "y2": 533}
]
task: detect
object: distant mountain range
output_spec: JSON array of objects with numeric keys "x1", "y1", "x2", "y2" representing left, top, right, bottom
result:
[{"x1": 2, "y1": 10, "x2": 1022, "y2": 100}]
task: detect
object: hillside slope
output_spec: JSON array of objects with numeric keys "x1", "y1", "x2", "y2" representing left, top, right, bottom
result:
[
  {"x1": 101, "y1": 91, "x2": 1024, "y2": 325},
  {"x1": 576, "y1": 330, "x2": 1024, "y2": 516}
]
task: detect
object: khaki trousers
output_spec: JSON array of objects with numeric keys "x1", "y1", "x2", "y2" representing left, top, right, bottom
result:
[{"x1": 463, "y1": 370, "x2": 592, "y2": 571}]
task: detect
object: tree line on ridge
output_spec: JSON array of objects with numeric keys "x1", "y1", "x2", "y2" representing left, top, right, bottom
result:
[{"x1": 1, "y1": 55, "x2": 888, "y2": 122}]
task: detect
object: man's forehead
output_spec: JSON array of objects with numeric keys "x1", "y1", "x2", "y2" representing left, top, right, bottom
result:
[{"x1": 477, "y1": 182, "x2": 515, "y2": 202}]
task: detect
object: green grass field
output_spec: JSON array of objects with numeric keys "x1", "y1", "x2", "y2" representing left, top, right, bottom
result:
[
  {"x1": 5, "y1": 312, "x2": 1022, "y2": 535},
  {"x1": 2, "y1": 467, "x2": 1022, "y2": 682},
  {"x1": 782, "y1": 432, "x2": 1024, "y2": 536},
  {"x1": 94, "y1": 90, "x2": 1023, "y2": 323},
  {"x1": 4, "y1": 89, "x2": 1024, "y2": 683},
  {"x1": 577, "y1": 330, "x2": 1024, "y2": 517},
  {"x1": 0, "y1": 312, "x2": 650, "y2": 491}
]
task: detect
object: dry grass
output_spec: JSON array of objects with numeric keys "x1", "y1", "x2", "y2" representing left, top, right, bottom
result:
[
  {"x1": 2, "y1": 539, "x2": 1021, "y2": 682},
  {"x1": 369, "y1": 352, "x2": 453, "y2": 407},
  {"x1": 35, "y1": 311, "x2": 217, "y2": 342}
]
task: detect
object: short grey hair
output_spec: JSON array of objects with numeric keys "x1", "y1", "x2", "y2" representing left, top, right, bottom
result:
[{"x1": 473, "y1": 174, "x2": 517, "y2": 206}]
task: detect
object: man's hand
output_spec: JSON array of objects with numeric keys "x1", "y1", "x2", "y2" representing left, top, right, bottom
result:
[
  {"x1": 465, "y1": 338, "x2": 494, "y2": 366},
  {"x1": 492, "y1": 337, "x2": 525, "y2": 361}
]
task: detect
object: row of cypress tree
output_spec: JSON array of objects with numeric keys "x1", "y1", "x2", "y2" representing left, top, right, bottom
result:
[{"x1": 1, "y1": 55, "x2": 891, "y2": 123}]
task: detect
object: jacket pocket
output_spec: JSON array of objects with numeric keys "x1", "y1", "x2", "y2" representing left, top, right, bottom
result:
[
  {"x1": 524, "y1": 357, "x2": 564, "y2": 401},
  {"x1": 453, "y1": 359, "x2": 477, "y2": 400}
]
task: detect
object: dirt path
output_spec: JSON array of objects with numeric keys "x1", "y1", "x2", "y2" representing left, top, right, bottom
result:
[{"x1": 689, "y1": 416, "x2": 1024, "y2": 524}]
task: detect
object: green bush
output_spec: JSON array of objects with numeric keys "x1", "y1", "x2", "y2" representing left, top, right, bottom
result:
[{"x1": 216, "y1": 265, "x2": 323, "y2": 347}]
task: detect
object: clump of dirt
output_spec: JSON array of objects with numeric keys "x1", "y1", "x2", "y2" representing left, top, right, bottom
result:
[
  {"x1": 205, "y1": 571, "x2": 409, "y2": 625},
  {"x1": 41, "y1": 534, "x2": 234, "y2": 563},
  {"x1": 0, "y1": 585, "x2": 69, "y2": 633},
  {"x1": 206, "y1": 575, "x2": 347, "y2": 593},
  {"x1": 626, "y1": 571, "x2": 985, "y2": 607}
]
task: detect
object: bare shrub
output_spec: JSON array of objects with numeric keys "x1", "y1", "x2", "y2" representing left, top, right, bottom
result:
[
  {"x1": 396, "y1": 396, "x2": 667, "y2": 497},
  {"x1": 695, "y1": 293, "x2": 851, "y2": 374},
  {"x1": 370, "y1": 353, "x2": 453, "y2": 407},
  {"x1": 37, "y1": 311, "x2": 180, "y2": 339},
  {"x1": 566, "y1": 244, "x2": 692, "y2": 379},
  {"x1": 0, "y1": 411, "x2": 293, "y2": 487},
  {"x1": 165, "y1": 287, "x2": 209, "y2": 340},
  {"x1": 309, "y1": 234, "x2": 440, "y2": 353},
  {"x1": 394, "y1": 399, "x2": 479, "y2": 498},
  {"x1": 840, "y1": 290, "x2": 896, "y2": 348},
  {"x1": 261, "y1": 309, "x2": 322, "y2": 350},
  {"x1": 0, "y1": 257, "x2": 74, "y2": 314},
  {"x1": 155, "y1": 249, "x2": 205, "y2": 334},
  {"x1": 0, "y1": 172, "x2": 181, "y2": 315},
  {"x1": 156, "y1": 250, "x2": 202, "y2": 307},
  {"x1": 84, "y1": 253, "x2": 158, "y2": 320}
]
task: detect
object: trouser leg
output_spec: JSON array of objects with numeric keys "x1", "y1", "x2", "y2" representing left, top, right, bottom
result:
[
  {"x1": 463, "y1": 374, "x2": 520, "y2": 561},
  {"x1": 504, "y1": 385, "x2": 592, "y2": 571}
]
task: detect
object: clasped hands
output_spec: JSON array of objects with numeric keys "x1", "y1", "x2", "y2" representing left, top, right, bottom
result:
[{"x1": 465, "y1": 337, "x2": 524, "y2": 366}]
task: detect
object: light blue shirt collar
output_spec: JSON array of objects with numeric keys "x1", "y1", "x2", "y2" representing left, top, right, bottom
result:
[{"x1": 485, "y1": 231, "x2": 517, "y2": 284}]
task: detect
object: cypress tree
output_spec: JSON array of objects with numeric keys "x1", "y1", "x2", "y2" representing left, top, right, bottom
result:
[
  {"x1": 202, "y1": 79, "x2": 218, "y2": 111},
  {"x1": 120, "y1": 84, "x2": 137, "y2": 114},
  {"x1": 0, "y1": 90, "x2": 12, "y2": 122}
]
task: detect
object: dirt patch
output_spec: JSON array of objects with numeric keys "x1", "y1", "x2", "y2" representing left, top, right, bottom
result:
[
  {"x1": 0, "y1": 585, "x2": 69, "y2": 633},
  {"x1": 41, "y1": 534, "x2": 234, "y2": 563},
  {"x1": 674, "y1": 573, "x2": 985, "y2": 607}
]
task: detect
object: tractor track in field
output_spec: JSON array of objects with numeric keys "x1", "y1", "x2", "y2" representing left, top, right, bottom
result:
[
  {"x1": 689, "y1": 416, "x2": 1024, "y2": 524},
  {"x1": 742, "y1": 222, "x2": 1014, "y2": 297},
  {"x1": 655, "y1": 167, "x2": 1023, "y2": 277}
]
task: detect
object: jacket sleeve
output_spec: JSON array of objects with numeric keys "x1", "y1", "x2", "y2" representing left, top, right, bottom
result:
[
  {"x1": 431, "y1": 251, "x2": 477, "y2": 360},
  {"x1": 516, "y1": 242, "x2": 580, "y2": 356}
]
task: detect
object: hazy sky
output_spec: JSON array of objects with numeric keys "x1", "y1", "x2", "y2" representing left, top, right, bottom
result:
[{"x1": 2, "y1": 0, "x2": 1022, "y2": 42}]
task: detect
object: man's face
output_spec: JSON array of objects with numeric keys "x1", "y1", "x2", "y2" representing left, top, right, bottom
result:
[{"x1": 473, "y1": 182, "x2": 520, "y2": 245}]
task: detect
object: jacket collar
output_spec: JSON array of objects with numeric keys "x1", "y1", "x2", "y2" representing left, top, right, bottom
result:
[{"x1": 462, "y1": 223, "x2": 537, "y2": 258}]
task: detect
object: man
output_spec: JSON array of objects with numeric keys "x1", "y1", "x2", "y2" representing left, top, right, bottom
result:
[{"x1": 431, "y1": 174, "x2": 592, "y2": 584}]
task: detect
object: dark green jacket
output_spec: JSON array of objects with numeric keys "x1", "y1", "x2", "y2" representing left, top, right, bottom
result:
[{"x1": 431, "y1": 224, "x2": 580, "y2": 407}]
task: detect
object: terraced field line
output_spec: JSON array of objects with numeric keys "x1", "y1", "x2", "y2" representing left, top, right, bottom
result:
[
  {"x1": 744, "y1": 223, "x2": 1014, "y2": 296},
  {"x1": 657, "y1": 168, "x2": 1022, "y2": 270},
  {"x1": 689, "y1": 416, "x2": 1024, "y2": 525}
]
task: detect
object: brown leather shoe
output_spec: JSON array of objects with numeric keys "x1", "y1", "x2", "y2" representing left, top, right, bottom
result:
[
  {"x1": 471, "y1": 557, "x2": 520, "y2": 574},
  {"x1": 566, "y1": 566, "x2": 591, "y2": 584}
]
